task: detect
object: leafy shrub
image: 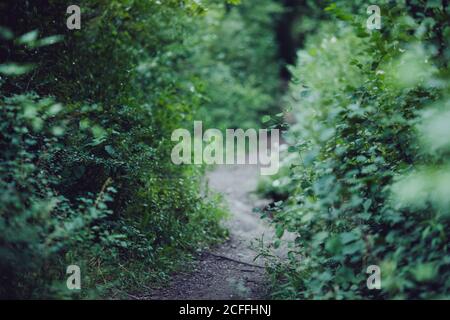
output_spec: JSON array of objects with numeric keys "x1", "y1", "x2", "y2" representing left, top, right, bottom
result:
[
  {"x1": 0, "y1": 0, "x2": 243, "y2": 298},
  {"x1": 263, "y1": 1, "x2": 450, "y2": 299}
]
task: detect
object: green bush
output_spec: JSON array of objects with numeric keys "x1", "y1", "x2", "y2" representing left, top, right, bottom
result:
[
  {"x1": 263, "y1": 1, "x2": 450, "y2": 299},
  {"x1": 0, "y1": 0, "x2": 238, "y2": 298}
]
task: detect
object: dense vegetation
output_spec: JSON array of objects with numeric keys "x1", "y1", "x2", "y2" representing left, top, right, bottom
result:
[
  {"x1": 195, "y1": 0, "x2": 283, "y2": 129},
  {"x1": 2, "y1": 0, "x2": 448, "y2": 301},
  {"x1": 260, "y1": 0, "x2": 450, "y2": 299},
  {"x1": 0, "y1": 0, "x2": 282, "y2": 298}
]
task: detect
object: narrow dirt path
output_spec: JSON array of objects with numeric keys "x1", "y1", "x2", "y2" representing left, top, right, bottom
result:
[{"x1": 146, "y1": 162, "x2": 275, "y2": 300}]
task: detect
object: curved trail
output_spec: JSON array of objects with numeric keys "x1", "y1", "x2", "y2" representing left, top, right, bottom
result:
[{"x1": 146, "y1": 163, "x2": 275, "y2": 300}]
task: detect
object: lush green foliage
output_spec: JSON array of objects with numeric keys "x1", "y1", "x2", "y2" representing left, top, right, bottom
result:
[
  {"x1": 261, "y1": 0, "x2": 450, "y2": 299},
  {"x1": 0, "y1": 0, "x2": 283, "y2": 298},
  {"x1": 4, "y1": 0, "x2": 446, "y2": 301},
  {"x1": 194, "y1": 0, "x2": 283, "y2": 129}
]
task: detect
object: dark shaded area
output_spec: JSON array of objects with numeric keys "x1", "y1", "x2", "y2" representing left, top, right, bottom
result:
[
  {"x1": 276, "y1": 0, "x2": 302, "y2": 80},
  {"x1": 275, "y1": 0, "x2": 325, "y2": 81}
]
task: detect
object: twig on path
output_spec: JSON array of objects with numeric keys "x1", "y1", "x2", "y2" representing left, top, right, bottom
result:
[
  {"x1": 206, "y1": 252, "x2": 265, "y2": 269},
  {"x1": 240, "y1": 269, "x2": 256, "y2": 272}
]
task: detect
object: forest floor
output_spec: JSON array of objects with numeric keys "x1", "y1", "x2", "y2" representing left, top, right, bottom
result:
[{"x1": 143, "y1": 161, "x2": 277, "y2": 300}]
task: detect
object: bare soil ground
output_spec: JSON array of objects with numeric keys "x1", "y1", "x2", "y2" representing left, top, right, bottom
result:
[{"x1": 144, "y1": 162, "x2": 276, "y2": 300}]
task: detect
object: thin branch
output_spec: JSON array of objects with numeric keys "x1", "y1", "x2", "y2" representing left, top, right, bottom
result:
[{"x1": 206, "y1": 252, "x2": 265, "y2": 269}]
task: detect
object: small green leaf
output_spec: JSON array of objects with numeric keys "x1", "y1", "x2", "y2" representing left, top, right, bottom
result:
[
  {"x1": 261, "y1": 115, "x2": 271, "y2": 123},
  {"x1": 37, "y1": 35, "x2": 63, "y2": 47},
  {"x1": 275, "y1": 225, "x2": 284, "y2": 239},
  {"x1": 17, "y1": 30, "x2": 38, "y2": 45},
  {"x1": 51, "y1": 126, "x2": 65, "y2": 136},
  {"x1": 0, "y1": 26, "x2": 13, "y2": 40},
  {"x1": 104, "y1": 145, "x2": 116, "y2": 156},
  {"x1": 0, "y1": 63, "x2": 34, "y2": 76},
  {"x1": 48, "y1": 103, "x2": 63, "y2": 115}
]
